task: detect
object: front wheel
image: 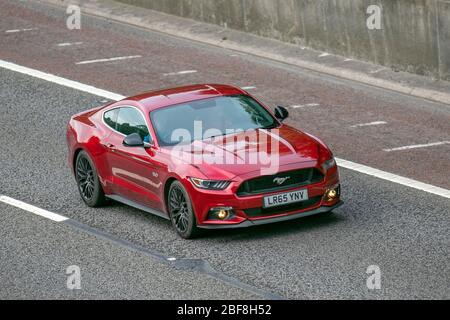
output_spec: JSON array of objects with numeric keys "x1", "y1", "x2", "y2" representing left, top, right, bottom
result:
[
  {"x1": 168, "y1": 181, "x2": 200, "y2": 239},
  {"x1": 75, "y1": 151, "x2": 106, "y2": 207}
]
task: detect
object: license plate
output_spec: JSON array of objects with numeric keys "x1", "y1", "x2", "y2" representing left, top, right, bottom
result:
[{"x1": 263, "y1": 189, "x2": 309, "y2": 208}]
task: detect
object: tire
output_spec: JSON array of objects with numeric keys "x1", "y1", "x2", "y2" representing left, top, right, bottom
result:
[
  {"x1": 168, "y1": 181, "x2": 200, "y2": 239},
  {"x1": 75, "y1": 150, "x2": 106, "y2": 207}
]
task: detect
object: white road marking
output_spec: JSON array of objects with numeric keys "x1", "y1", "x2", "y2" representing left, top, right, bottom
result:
[
  {"x1": 75, "y1": 55, "x2": 142, "y2": 65},
  {"x1": 336, "y1": 159, "x2": 450, "y2": 199},
  {"x1": 291, "y1": 103, "x2": 320, "y2": 109},
  {"x1": 57, "y1": 42, "x2": 83, "y2": 47},
  {"x1": 240, "y1": 86, "x2": 257, "y2": 90},
  {"x1": 344, "y1": 58, "x2": 353, "y2": 62},
  {"x1": 319, "y1": 53, "x2": 330, "y2": 57},
  {"x1": 5, "y1": 28, "x2": 38, "y2": 33},
  {"x1": 163, "y1": 70, "x2": 197, "y2": 76},
  {"x1": 0, "y1": 195, "x2": 68, "y2": 222},
  {"x1": 383, "y1": 141, "x2": 450, "y2": 152},
  {"x1": 351, "y1": 121, "x2": 387, "y2": 128},
  {"x1": 0, "y1": 59, "x2": 125, "y2": 101},
  {"x1": 1, "y1": 59, "x2": 449, "y2": 199}
]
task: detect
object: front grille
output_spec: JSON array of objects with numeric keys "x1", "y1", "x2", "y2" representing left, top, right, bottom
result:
[
  {"x1": 243, "y1": 196, "x2": 322, "y2": 218},
  {"x1": 237, "y1": 168, "x2": 324, "y2": 196}
]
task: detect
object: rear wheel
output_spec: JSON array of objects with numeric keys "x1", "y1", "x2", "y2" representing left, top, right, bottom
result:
[
  {"x1": 168, "y1": 181, "x2": 200, "y2": 239},
  {"x1": 75, "y1": 151, "x2": 106, "y2": 207}
]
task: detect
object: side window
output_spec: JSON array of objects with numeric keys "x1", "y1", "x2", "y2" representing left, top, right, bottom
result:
[
  {"x1": 104, "y1": 109, "x2": 119, "y2": 130},
  {"x1": 116, "y1": 107, "x2": 151, "y2": 142}
]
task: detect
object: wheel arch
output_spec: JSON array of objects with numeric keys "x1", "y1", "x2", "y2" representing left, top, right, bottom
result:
[
  {"x1": 164, "y1": 177, "x2": 178, "y2": 214},
  {"x1": 72, "y1": 148, "x2": 84, "y2": 175},
  {"x1": 72, "y1": 147, "x2": 101, "y2": 179}
]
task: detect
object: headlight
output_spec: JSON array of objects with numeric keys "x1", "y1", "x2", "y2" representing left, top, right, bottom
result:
[
  {"x1": 189, "y1": 178, "x2": 231, "y2": 190},
  {"x1": 322, "y1": 158, "x2": 337, "y2": 172}
]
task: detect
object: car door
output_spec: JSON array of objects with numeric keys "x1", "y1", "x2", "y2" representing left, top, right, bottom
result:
[{"x1": 104, "y1": 106, "x2": 165, "y2": 211}]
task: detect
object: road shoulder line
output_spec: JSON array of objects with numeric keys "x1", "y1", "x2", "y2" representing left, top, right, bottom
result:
[
  {"x1": 336, "y1": 159, "x2": 450, "y2": 199},
  {"x1": 0, "y1": 195, "x2": 68, "y2": 222},
  {"x1": 0, "y1": 59, "x2": 124, "y2": 101},
  {"x1": 0, "y1": 193, "x2": 284, "y2": 300}
]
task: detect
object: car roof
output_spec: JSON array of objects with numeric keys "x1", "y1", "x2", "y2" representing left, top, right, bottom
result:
[{"x1": 124, "y1": 84, "x2": 247, "y2": 112}]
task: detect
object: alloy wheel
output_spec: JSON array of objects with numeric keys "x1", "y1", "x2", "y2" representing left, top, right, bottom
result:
[
  {"x1": 77, "y1": 156, "x2": 95, "y2": 201},
  {"x1": 169, "y1": 186, "x2": 190, "y2": 234}
]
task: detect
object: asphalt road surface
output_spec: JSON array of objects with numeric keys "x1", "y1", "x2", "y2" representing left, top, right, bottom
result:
[{"x1": 0, "y1": 0, "x2": 449, "y2": 300}]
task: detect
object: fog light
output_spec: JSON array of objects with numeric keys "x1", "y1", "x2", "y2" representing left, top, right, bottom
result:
[
  {"x1": 327, "y1": 189, "x2": 337, "y2": 199},
  {"x1": 325, "y1": 187, "x2": 340, "y2": 202},
  {"x1": 209, "y1": 207, "x2": 234, "y2": 220},
  {"x1": 218, "y1": 209, "x2": 228, "y2": 220}
]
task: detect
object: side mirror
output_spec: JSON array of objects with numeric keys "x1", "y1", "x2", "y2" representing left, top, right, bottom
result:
[
  {"x1": 274, "y1": 106, "x2": 289, "y2": 122},
  {"x1": 123, "y1": 133, "x2": 144, "y2": 147}
]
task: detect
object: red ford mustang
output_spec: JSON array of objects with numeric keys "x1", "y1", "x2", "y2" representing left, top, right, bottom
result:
[{"x1": 67, "y1": 84, "x2": 342, "y2": 238}]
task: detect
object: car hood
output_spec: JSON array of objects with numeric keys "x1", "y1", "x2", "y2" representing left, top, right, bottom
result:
[{"x1": 162, "y1": 125, "x2": 322, "y2": 180}]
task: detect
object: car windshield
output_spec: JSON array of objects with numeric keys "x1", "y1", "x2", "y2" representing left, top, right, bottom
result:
[{"x1": 150, "y1": 95, "x2": 278, "y2": 146}]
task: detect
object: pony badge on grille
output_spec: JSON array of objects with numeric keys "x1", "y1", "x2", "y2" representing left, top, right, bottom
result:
[{"x1": 273, "y1": 177, "x2": 291, "y2": 185}]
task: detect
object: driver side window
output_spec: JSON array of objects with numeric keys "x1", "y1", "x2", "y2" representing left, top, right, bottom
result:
[{"x1": 116, "y1": 107, "x2": 151, "y2": 143}]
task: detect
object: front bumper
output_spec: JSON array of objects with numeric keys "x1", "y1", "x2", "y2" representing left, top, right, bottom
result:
[
  {"x1": 197, "y1": 201, "x2": 343, "y2": 229},
  {"x1": 185, "y1": 163, "x2": 341, "y2": 229}
]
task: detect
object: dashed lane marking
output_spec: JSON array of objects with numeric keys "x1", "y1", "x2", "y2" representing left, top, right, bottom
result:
[
  {"x1": 351, "y1": 121, "x2": 387, "y2": 128},
  {"x1": 240, "y1": 86, "x2": 257, "y2": 90},
  {"x1": 383, "y1": 141, "x2": 450, "y2": 152},
  {"x1": 290, "y1": 103, "x2": 320, "y2": 109},
  {"x1": 76, "y1": 55, "x2": 142, "y2": 65},
  {"x1": 57, "y1": 42, "x2": 83, "y2": 47},
  {"x1": 163, "y1": 70, "x2": 198, "y2": 76},
  {"x1": 5, "y1": 28, "x2": 38, "y2": 33}
]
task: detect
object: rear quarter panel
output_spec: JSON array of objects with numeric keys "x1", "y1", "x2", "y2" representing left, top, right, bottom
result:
[{"x1": 66, "y1": 107, "x2": 113, "y2": 192}]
